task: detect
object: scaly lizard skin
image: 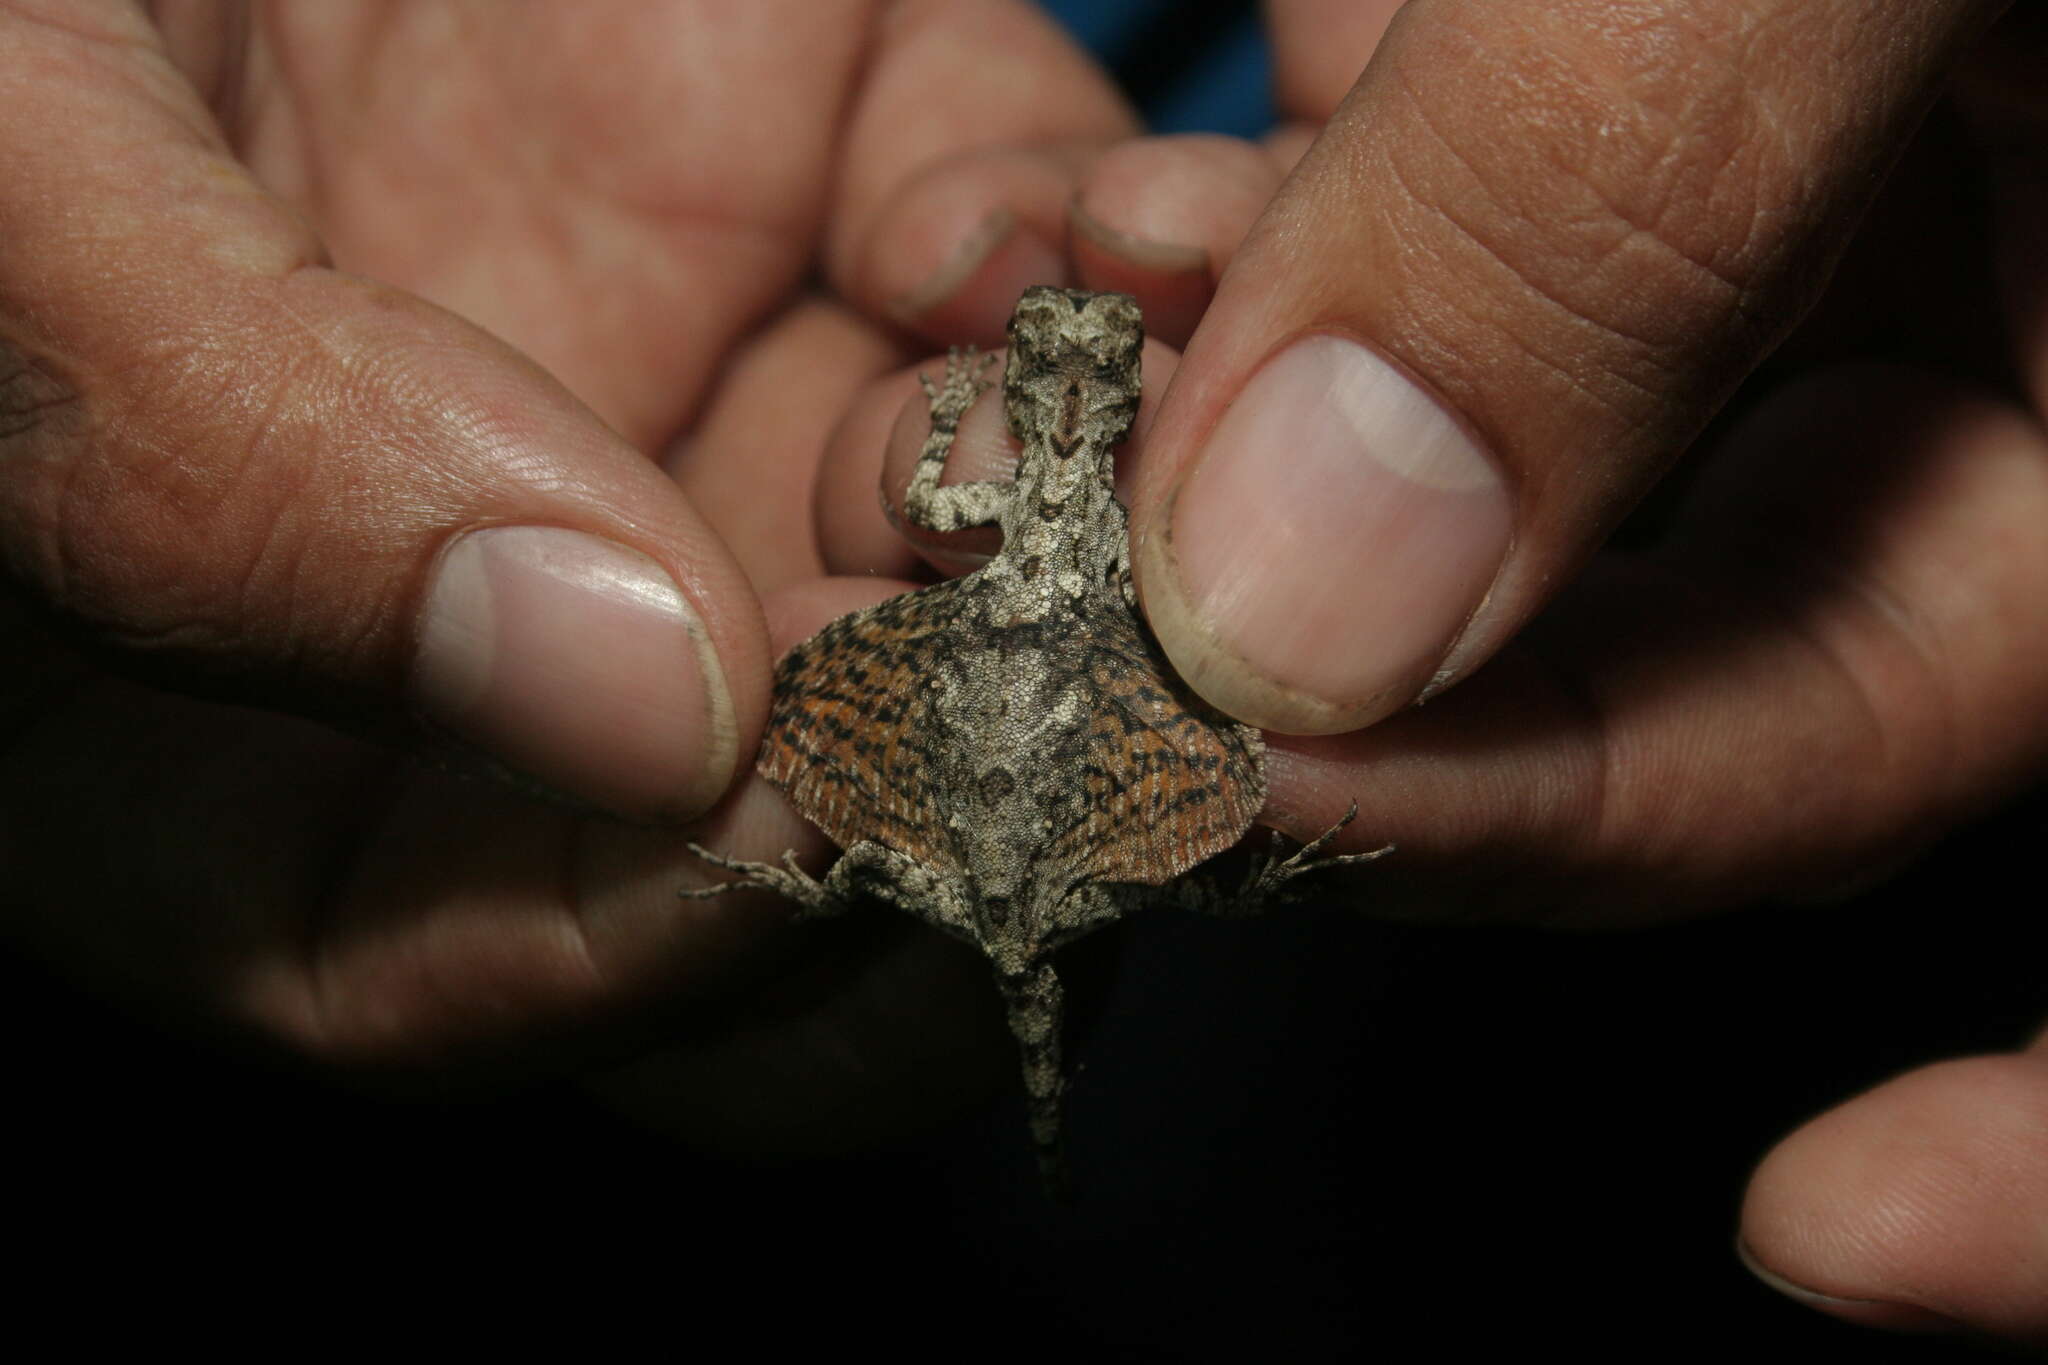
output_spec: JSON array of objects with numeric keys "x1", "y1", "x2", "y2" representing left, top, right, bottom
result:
[{"x1": 689, "y1": 287, "x2": 1387, "y2": 1194}]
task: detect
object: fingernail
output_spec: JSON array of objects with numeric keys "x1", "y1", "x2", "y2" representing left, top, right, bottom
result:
[
  {"x1": 888, "y1": 207, "x2": 1065, "y2": 327},
  {"x1": 1068, "y1": 198, "x2": 1210, "y2": 345},
  {"x1": 1145, "y1": 335, "x2": 1510, "y2": 734},
  {"x1": 412, "y1": 526, "x2": 737, "y2": 820},
  {"x1": 1736, "y1": 1241, "x2": 1965, "y2": 1334},
  {"x1": 1068, "y1": 198, "x2": 1209, "y2": 277}
]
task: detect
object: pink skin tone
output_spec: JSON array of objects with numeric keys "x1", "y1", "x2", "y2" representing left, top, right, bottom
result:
[{"x1": 3, "y1": 1, "x2": 2044, "y2": 1343}]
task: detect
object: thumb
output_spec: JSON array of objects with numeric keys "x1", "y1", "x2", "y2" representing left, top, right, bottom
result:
[
  {"x1": 1130, "y1": 0, "x2": 2002, "y2": 734},
  {"x1": 0, "y1": 8, "x2": 767, "y2": 819}
]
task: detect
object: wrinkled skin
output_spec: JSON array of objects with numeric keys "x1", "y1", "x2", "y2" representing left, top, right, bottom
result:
[{"x1": 5, "y1": 0, "x2": 2048, "y2": 1343}]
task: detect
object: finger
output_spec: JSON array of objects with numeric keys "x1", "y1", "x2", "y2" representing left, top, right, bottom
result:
[
  {"x1": 254, "y1": 745, "x2": 821, "y2": 1061},
  {"x1": 817, "y1": 338, "x2": 1177, "y2": 579},
  {"x1": 851, "y1": 145, "x2": 1093, "y2": 347},
  {"x1": 1265, "y1": 0, "x2": 1406, "y2": 123},
  {"x1": 1740, "y1": 1045, "x2": 2048, "y2": 1344},
  {"x1": 664, "y1": 297, "x2": 910, "y2": 593},
  {"x1": 1070, "y1": 135, "x2": 1287, "y2": 349},
  {"x1": 0, "y1": 575, "x2": 872, "y2": 1062},
  {"x1": 1262, "y1": 364, "x2": 2048, "y2": 918},
  {"x1": 1129, "y1": 0, "x2": 2006, "y2": 735},
  {"x1": 1260, "y1": 123, "x2": 1320, "y2": 177},
  {"x1": 825, "y1": 0, "x2": 1138, "y2": 342},
  {"x1": 0, "y1": 6, "x2": 767, "y2": 819},
  {"x1": 815, "y1": 359, "x2": 950, "y2": 581},
  {"x1": 1958, "y1": 8, "x2": 2048, "y2": 422}
]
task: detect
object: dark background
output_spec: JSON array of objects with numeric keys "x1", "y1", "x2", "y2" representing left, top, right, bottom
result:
[
  {"x1": 7, "y1": 5, "x2": 2042, "y2": 1357},
  {"x1": 10, "y1": 788, "x2": 2042, "y2": 1354}
]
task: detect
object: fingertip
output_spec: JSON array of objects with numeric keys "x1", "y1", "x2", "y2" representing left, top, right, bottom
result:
[
  {"x1": 1135, "y1": 335, "x2": 1511, "y2": 735},
  {"x1": 1735, "y1": 1239, "x2": 1967, "y2": 1335},
  {"x1": 1260, "y1": 122, "x2": 1320, "y2": 175},
  {"x1": 815, "y1": 367, "x2": 934, "y2": 580},
  {"x1": 1138, "y1": 0, "x2": 2003, "y2": 750},
  {"x1": 1740, "y1": 1053, "x2": 2048, "y2": 1344},
  {"x1": 411, "y1": 526, "x2": 749, "y2": 823},
  {"x1": 884, "y1": 207, "x2": 1069, "y2": 344},
  {"x1": 828, "y1": 0, "x2": 1135, "y2": 297},
  {"x1": 1069, "y1": 198, "x2": 1211, "y2": 350},
  {"x1": 5, "y1": 232, "x2": 776, "y2": 828},
  {"x1": 837, "y1": 357, "x2": 1013, "y2": 577},
  {"x1": 876, "y1": 359, "x2": 1013, "y2": 571},
  {"x1": 850, "y1": 149, "x2": 1080, "y2": 345},
  {"x1": 1134, "y1": 518, "x2": 1370, "y2": 735},
  {"x1": 1069, "y1": 135, "x2": 1280, "y2": 347},
  {"x1": 1266, "y1": 0, "x2": 1402, "y2": 120}
]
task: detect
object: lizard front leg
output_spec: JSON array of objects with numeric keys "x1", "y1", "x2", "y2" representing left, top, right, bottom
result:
[{"x1": 902, "y1": 347, "x2": 1011, "y2": 533}]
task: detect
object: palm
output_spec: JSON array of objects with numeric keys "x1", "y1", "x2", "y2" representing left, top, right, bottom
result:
[{"x1": 236, "y1": 1, "x2": 863, "y2": 447}]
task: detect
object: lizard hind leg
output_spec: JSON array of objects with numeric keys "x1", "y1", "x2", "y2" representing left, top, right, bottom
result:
[
  {"x1": 1167, "y1": 803, "x2": 1394, "y2": 919},
  {"x1": 997, "y1": 959, "x2": 1073, "y2": 1199},
  {"x1": 681, "y1": 844, "x2": 849, "y2": 920},
  {"x1": 1244, "y1": 801, "x2": 1394, "y2": 902}
]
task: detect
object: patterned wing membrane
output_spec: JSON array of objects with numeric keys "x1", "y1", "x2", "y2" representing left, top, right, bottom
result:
[
  {"x1": 757, "y1": 579, "x2": 969, "y2": 873},
  {"x1": 1050, "y1": 607, "x2": 1266, "y2": 886}
]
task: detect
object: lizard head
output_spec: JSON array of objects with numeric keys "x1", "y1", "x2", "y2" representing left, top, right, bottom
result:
[{"x1": 1003, "y1": 287, "x2": 1144, "y2": 442}]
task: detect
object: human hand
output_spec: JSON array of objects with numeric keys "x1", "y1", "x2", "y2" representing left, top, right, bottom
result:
[
  {"x1": 0, "y1": 0, "x2": 1141, "y2": 1106},
  {"x1": 823, "y1": 0, "x2": 2048, "y2": 1342}
]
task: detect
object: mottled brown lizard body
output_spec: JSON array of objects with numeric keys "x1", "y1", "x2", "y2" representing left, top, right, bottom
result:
[{"x1": 689, "y1": 288, "x2": 1385, "y2": 1193}]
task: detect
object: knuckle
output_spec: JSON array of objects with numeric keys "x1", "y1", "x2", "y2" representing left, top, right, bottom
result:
[
  {"x1": 0, "y1": 317, "x2": 385, "y2": 689},
  {"x1": 1379, "y1": 3, "x2": 1828, "y2": 405},
  {"x1": 0, "y1": 344, "x2": 84, "y2": 448}
]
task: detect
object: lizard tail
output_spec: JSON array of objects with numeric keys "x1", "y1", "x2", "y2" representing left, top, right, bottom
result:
[{"x1": 1000, "y1": 960, "x2": 1072, "y2": 1199}]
